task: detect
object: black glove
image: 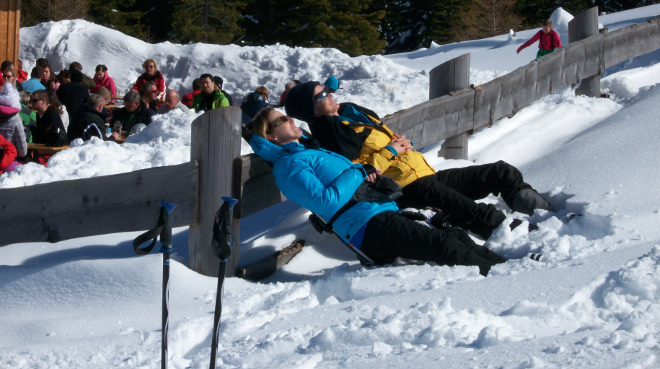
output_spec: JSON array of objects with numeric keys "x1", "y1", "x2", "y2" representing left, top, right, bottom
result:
[{"x1": 362, "y1": 164, "x2": 378, "y2": 176}]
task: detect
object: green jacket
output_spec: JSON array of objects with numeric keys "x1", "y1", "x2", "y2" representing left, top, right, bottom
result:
[
  {"x1": 193, "y1": 89, "x2": 230, "y2": 113},
  {"x1": 19, "y1": 104, "x2": 36, "y2": 143}
]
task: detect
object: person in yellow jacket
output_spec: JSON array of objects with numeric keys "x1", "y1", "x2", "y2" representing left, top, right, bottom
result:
[{"x1": 284, "y1": 81, "x2": 553, "y2": 240}]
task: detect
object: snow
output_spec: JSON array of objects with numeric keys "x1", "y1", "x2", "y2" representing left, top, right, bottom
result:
[{"x1": 3, "y1": 5, "x2": 660, "y2": 368}]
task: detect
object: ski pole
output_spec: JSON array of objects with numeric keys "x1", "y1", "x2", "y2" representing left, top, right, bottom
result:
[
  {"x1": 159, "y1": 201, "x2": 176, "y2": 369},
  {"x1": 210, "y1": 197, "x2": 238, "y2": 369}
]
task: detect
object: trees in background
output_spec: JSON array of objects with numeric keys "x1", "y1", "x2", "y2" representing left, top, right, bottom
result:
[{"x1": 18, "y1": 0, "x2": 657, "y2": 55}]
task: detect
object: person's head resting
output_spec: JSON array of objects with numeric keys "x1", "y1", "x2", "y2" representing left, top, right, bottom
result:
[
  {"x1": 192, "y1": 78, "x2": 201, "y2": 92},
  {"x1": 542, "y1": 19, "x2": 553, "y2": 34},
  {"x1": 164, "y1": 90, "x2": 180, "y2": 111},
  {"x1": 143, "y1": 59, "x2": 158, "y2": 76},
  {"x1": 200, "y1": 74, "x2": 215, "y2": 94},
  {"x1": 213, "y1": 76, "x2": 223, "y2": 90},
  {"x1": 255, "y1": 86, "x2": 269, "y2": 101},
  {"x1": 88, "y1": 93, "x2": 105, "y2": 113},
  {"x1": 246, "y1": 107, "x2": 301, "y2": 146},
  {"x1": 69, "y1": 62, "x2": 83, "y2": 72},
  {"x1": 284, "y1": 81, "x2": 339, "y2": 123},
  {"x1": 94, "y1": 64, "x2": 108, "y2": 80},
  {"x1": 123, "y1": 90, "x2": 141, "y2": 112},
  {"x1": 29, "y1": 89, "x2": 50, "y2": 115},
  {"x1": 139, "y1": 81, "x2": 158, "y2": 102}
]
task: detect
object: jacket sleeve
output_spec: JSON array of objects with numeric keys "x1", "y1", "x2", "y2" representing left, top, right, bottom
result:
[
  {"x1": 308, "y1": 116, "x2": 364, "y2": 161},
  {"x1": 220, "y1": 95, "x2": 230, "y2": 107},
  {"x1": 109, "y1": 77, "x2": 117, "y2": 99},
  {"x1": 360, "y1": 141, "x2": 397, "y2": 173},
  {"x1": 0, "y1": 134, "x2": 17, "y2": 171},
  {"x1": 12, "y1": 116, "x2": 28, "y2": 157},
  {"x1": 517, "y1": 31, "x2": 541, "y2": 52},
  {"x1": 553, "y1": 31, "x2": 562, "y2": 48},
  {"x1": 274, "y1": 157, "x2": 366, "y2": 216}
]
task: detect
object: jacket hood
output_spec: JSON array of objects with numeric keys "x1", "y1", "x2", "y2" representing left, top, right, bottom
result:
[
  {"x1": 248, "y1": 134, "x2": 294, "y2": 164},
  {"x1": 0, "y1": 82, "x2": 21, "y2": 109}
]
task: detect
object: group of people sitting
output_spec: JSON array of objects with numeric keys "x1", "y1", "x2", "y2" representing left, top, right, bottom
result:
[
  {"x1": 0, "y1": 56, "x2": 269, "y2": 172},
  {"x1": 244, "y1": 80, "x2": 555, "y2": 277}
]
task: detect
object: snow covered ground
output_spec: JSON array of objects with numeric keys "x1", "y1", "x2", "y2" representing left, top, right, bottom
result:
[{"x1": 2, "y1": 5, "x2": 660, "y2": 368}]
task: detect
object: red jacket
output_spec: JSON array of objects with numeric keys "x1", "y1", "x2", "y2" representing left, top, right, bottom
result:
[
  {"x1": 132, "y1": 71, "x2": 167, "y2": 101},
  {"x1": 91, "y1": 73, "x2": 117, "y2": 102},
  {"x1": 0, "y1": 134, "x2": 17, "y2": 174},
  {"x1": 16, "y1": 69, "x2": 28, "y2": 84},
  {"x1": 517, "y1": 30, "x2": 562, "y2": 53},
  {"x1": 182, "y1": 90, "x2": 201, "y2": 108}
]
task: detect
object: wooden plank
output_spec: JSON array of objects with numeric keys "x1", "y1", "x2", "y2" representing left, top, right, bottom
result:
[
  {"x1": 0, "y1": 0, "x2": 20, "y2": 65},
  {"x1": 232, "y1": 154, "x2": 286, "y2": 219},
  {"x1": 603, "y1": 19, "x2": 660, "y2": 69},
  {"x1": 0, "y1": 161, "x2": 198, "y2": 247},
  {"x1": 188, "y1": 106, "x2": 242, "y2": 277}
]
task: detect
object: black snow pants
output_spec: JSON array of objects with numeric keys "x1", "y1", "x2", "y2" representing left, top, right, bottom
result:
[
  {"x1": 397, "y1": 160, "x2": 533, "y2": 240},
  {"x1": 360, "y1": 211, "x2": 507, "y2": 276}
]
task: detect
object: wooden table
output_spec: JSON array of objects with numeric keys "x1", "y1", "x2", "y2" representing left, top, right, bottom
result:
[{"x1": 27, "y1": 143, "x2": 70, "y2": 155}]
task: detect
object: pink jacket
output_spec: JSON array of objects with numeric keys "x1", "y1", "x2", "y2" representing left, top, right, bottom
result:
[
  {"x1": 518, "y1": 30, "x2": 562, "y2": 53},
  {"x1": 91, "y1": 73, "x2": 117, "y2": 102}
]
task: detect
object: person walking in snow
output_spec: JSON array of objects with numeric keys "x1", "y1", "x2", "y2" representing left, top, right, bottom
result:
[
  {"x1": 517, "y1": 19, "x2": 562, "y2": 60},
  {"x1": 284, "y1": 81, "x2": 553, "y2": 241},
  {"x1": 245, "y1": 107, "x2": 507, "y2": 276}
]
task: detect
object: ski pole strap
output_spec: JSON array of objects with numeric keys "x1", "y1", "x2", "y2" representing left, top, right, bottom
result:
[
  {"x1": 324, "y1": 198, "x2": 358, "y2": 232},
  {"x1": 212, "y1": 202, "x2": 232, "y2": 260},
  {"x1": 132, "y1": 206, "x2": 167, "y2": 255}
]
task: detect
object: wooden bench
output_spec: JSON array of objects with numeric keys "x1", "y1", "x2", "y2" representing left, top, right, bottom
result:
[{"x1": 27, "y1": 143, "x2": 70, "y2": 156}]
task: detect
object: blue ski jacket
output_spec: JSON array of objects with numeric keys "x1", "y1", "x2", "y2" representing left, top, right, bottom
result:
[{"x1": 249, "y1": 134, "x2": 398, "y2": 244}]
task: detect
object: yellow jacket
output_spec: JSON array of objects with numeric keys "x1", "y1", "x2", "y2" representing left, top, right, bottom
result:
[{"x1": 340, "y1": 115, "x2": 435, "y2": 187}]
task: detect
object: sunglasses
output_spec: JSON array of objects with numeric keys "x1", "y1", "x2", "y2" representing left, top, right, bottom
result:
[
  {"x1": 3, "y1": 74, "x2": 13, "y2": 79},
  {"x1": 267, "y1": 115, "x2": 291, "y2": 133},
  {"x1": 314, "y1": 88, "x2": 330, "y2": 103},
  {"x1": 150, "y1": 89, "x2": 158, "y2": 94},
  {"x1": 145, "y1": 65, "x2": 155, "y2": 69}
]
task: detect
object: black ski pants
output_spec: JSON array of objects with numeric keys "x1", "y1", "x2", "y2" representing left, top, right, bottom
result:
[
  {"x1": 397, "y1": 160, "x2": 532, "y2": 240},
  {"x1": 360, "y1": 211, "x2": 507, "y2": 276}
]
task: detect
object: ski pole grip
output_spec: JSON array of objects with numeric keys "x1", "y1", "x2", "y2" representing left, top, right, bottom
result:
[{"x1": 159, "y1": 202, "x2": 177, "y2": 247}]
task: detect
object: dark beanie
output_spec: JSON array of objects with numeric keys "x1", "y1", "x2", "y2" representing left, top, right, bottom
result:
[{"x1": 284, "y1": 81, "x2": 319, "y2": 123}]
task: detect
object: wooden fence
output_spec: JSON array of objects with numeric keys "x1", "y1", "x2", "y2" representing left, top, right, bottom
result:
[
  {"x1": 1, "y1": 9, "x2": 658, "y2": 277},
  {"x1": 0, "y1": 0, "x2": 20, "y2": 66}
]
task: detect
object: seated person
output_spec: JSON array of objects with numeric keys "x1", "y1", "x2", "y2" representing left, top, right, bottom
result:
[
  {"x1": 110, "y1": 90, "x2": 154, "y2": 134},
  {"x1": 132, "y1": 59, "x2": 166, "y2": 101},
  {"x1": 56, "y1": 69, "x2": 89, "y2": 118},
  {"x1": 245, "y1": 108, "x2": 507, "y2": 276},
  {"x1": 90, "y1": 64, "x2": 117, "y2": 102},
  {"x1": 68, "y1": 94, "x2": 118, "y2": 142},
  {"x1": 40, "y1": 65, "x2": 60, "y2": 93},
  {"x1": 18, "y1": 91, "x2": 36, "y2": 143},
  {"x1": 69, "y1": 61, "x2": 96, "y2": 90},
  {"x1": 240, "y1": 91, "x2": 269, "y2": 124},
  {"x1": 285, "y1": 82, "x2": 553, "y2": 240},
  {"x1": 21, "y1": 67, "x2": 46, "y2": 93},
  {"x1": 193, "y1": 74, "x2": 230, "y2": 113},
  {"x1": 181, "y1": 78, "x2": 201, "y2": 108},
  {"x1": 324, "y1": 75, "x2": 341, "y2": 93},
  {"x1": 254, "y1": 85, "x2": 269, "y2": 104},
  {"x1": 29, "y1": 90, "x2": 68, "y2": 146},
  {"x1": 157, "y1": 90, "x2": 190, "y2": 114},
  {"x1": 139, "y1": 81, "x2": 160, "y2": 110},
  {"x1": 0, "y1": 79, "x2": 28, "y2": 157},
  {"x1": 213, "y1": 76, "x2": 233, "y2": 106},
  {"x1": 278, "y1": 80, "x2": 300, "y2": 107}
]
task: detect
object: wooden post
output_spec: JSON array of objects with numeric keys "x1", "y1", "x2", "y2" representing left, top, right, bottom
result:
[
  {"x1": 569, "y1": 7, "x2": 600, "y2": 97},
  {"x1": 0, "y1": 0, "x2": 21, "y2": 66},
  {"x1": 432, "y1": 54, "x2": 470, "y2": 160},
  {"x1": 188, "y1": 107, "x2": 243, "y2": 277}
]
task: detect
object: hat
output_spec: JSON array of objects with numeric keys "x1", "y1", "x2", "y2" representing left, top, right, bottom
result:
[
  {"x1": 213, "y1": 76, "x2": 223, "y2": 87},
  {"x1": 284, "y1": 81, "x2": 319, "y2": 123},
  {"x1": 324, "y1": 76, "x2": 341, "y2": 91}
]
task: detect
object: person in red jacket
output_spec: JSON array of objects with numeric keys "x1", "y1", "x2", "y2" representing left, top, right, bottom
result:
[
  {"x1": 181, "y1": 78, "x2": 201, "y2": 109},
  {"x1": 0, "y1": 133, "x2": 18, "y2": 174},
  {"x1": 517, "y1": 19, "x2": 562, "y2": 60},
  {"x1": 132, "y1": 59, "x2": 167, "y2": 101}
]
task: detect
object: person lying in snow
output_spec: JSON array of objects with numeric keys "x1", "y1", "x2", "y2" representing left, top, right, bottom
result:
[
  {"x1": 245, "y1": 107, "x2": 507, "y2": 276},
  {"x1": 284, "y1": 81, "x2": 554, "y2": 241}
]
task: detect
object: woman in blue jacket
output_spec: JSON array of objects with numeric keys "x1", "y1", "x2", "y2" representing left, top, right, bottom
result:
[{"x1": 245, "y1": 108, "x2": 507, "y2": 276}]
